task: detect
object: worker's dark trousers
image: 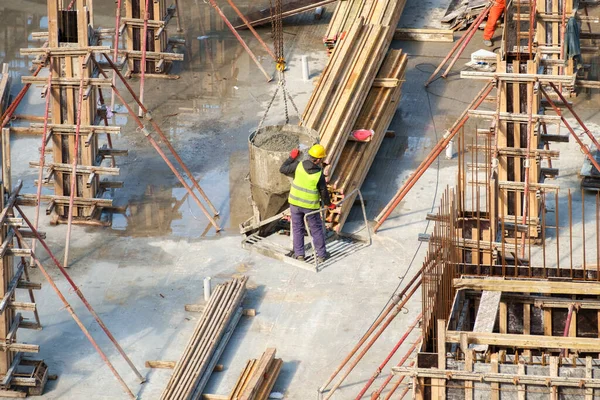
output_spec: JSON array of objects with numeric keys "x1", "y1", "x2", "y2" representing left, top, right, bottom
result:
[{"x1": 290, "y1": 204, "x2": 327, "y2": 258}]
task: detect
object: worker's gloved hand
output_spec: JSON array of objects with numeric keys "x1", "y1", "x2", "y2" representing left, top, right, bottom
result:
[
  {"x1": 328, "y1": 203, "x2": 337, "y2": 210},
  {"x1": 290, "y1": 148, "x2": 300, "y2": 159}
]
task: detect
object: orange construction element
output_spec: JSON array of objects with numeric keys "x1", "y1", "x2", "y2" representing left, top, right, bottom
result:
[{"x1": 483, "y1": 0, "x2": 506, "y2": 40}]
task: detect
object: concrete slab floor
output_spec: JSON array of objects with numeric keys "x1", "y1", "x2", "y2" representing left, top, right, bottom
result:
[{"x1": 4, "y1": 1, "x2": 599, "y2": 399}]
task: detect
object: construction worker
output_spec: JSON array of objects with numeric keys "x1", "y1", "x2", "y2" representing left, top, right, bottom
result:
[
  {"x1": 483, "y1": 0, "x2": 505, "y2": 47},
  {"x1": 280, "y1": 144, "x2": 334, "y2": 262}
]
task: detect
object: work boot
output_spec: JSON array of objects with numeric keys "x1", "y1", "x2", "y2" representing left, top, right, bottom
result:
[
  {"x1": 483, "y1": 39, "x2": 493, "y2": 47},
  {"x1": 294, "y1": 255, "x2": 305, "y2": 261},
  {"x1": 317, "y1": 252, "x2": 330, "y2": 263}
]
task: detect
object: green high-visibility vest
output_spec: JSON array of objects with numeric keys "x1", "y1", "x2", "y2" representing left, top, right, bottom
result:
[{"x1": 288, "y1": 162, "x2": 322, "y2": 210}]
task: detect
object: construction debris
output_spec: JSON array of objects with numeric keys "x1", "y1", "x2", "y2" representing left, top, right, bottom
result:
[{"x1": 161, "y1": 277, "x2": 247, "y2": 400}]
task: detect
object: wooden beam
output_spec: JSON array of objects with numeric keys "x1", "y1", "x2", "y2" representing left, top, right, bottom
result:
[
  {"x1": 468, "y1": 109, "x2": 562, "y2": 123},
  {"x1": 461, "y1": 71, "x2": 575, "y2": 84},
  {"x1": 454, "y1": 278, "x2": 600, "y2": 295},
  {"x1": 446, "y1": 330, "x2": 600, "y2": 351},
  {"x1": 393, "y1": 365, "x2": 600, "y2": 387},
  {"x1": 394, "y1": 28, "x2": 454, "y2": 42}
]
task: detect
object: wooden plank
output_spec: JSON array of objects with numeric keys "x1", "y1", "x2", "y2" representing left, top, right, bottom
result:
[
  {"x1": 446, "y1": 331, "x2": 600, "y2": 351},
  {"x1": 471, "y1": 291, "x2": 501, "y2": 352},
  {"x1": 145, "y1": 361, "x2": 176, "y2": 369},
  {"x1": 393, "y1": 28, "x2": 454, "y2": 42},
  {"x1": 453, "y1": 278, "x2": 600, "y2": 295},
  {"x1": 238, "y1": 348, "x2": 277, "y2": 400}
]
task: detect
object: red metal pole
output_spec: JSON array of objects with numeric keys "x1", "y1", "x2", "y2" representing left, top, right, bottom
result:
[
  {"x1": 549, "y1": 82, "x2": 600, "y2": 151},
  {"x1": 63, "y1": 56, "x2": 86, "y2": 269},
  {"x1": 354, "y1": 314, "x2": 422, "y2": 399},
  {"x1": 100, "y1": 53, "x2": 221, "y2": 217},
  {"x1": 94, "y1": 56, "x2": 221, "y2": 231},
  {"x1": 226, "y1": 0, "x2": 276, "y2": 60},
  {"x1": 540, "y1": 85, "x2": 600, "y2": 173},
  {"x1": 15, "y1": 205, "x2": 146, "y2": 383},
  {"x1": 320, "y1": 268, "x2": 423, "y2": 392},
  {"x1": 383, "y1": 360, "x2": 415, "y2": 400},
  {"x1": 0, "y1": 64, "x2": 43, "y2": 130},
  {"x1": 323, "y1": 281, "x2": 422, "y2": 400},
  {"x1": 371, "y1": 337, "x2": 421, "y2": 399},
  {"x1": 424, "y1": 16, "x2": 478, "y2": 88},
  {"x1": 207, "y1": 0, "x2": 273, "y2": 81},
  {"x1": 374, "y1": 81, "x2": 494, "y2": 232},
  {"x1": 13, "y1": 228, "x2": 136, "y2": 399},
  {"x1": 139, "y1": 0, "x2": 151, "y2": 116},
  {"x1": 110, "y1": 0, "x2": 123, "y2": 111},
  {"x1": 561, "y1": 304, "x2": 575, "y2": 356},
  {"x1": 441, "y1": 3, "x2": 492, "y2": 78}
]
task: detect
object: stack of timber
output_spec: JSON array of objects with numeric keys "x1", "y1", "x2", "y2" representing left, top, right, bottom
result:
[
  {"x1": 322, "y1": 0, "x2": 405, "y2": 52},
  {"x1": 302, "y1": 0, "x2": 407, "y2": 231},
  {"x1": 328, "y1": 50, "x2": 407, "y2": 230},
  {"x1": 161, "y1": 277, "x2": 247, "y2": 400},
  {"x1": 227, "y1": 348, "x2": 282, "y2": 400}
]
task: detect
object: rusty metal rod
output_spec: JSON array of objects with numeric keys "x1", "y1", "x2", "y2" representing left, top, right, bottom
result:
[
  {"x1": 354, "y1": 313, "x2": 422, "y2": 399},
  {"x1": 369, "y1": 336, "x2": 421, "y2": 399},
  {"x1": 15, "y1": 205, "x2": 146, "y2": 384},
  {"x1": 374, "y1": 81, "x2": 494, "y2": 231},
  {"x1": 94, "y1": 56, "x2": 221, "y2": 231},
  {"x1": 424, "y1": 3, "x2": 491, "y2": 87},
  {"x1": 549, "y1": 82, "x2": 600, "y2": 151},
  {"x1": 323, "y1": 280, "x2": 422, "y2": 400},
  {"x1": 100, "y1": 53, "x2": 221, "y2": 218},
  {"x1": 226, "y1": 0, "x2": 276, "y2": 60},
  {"x1": 139, "y1": 0, "x2": 151, "y2": 116},
  {"x1": 207, "y1": 0, "x2": 272, "y2": 81},
  {"x1": 318, "y1": 268, "x2": 423, "y2": 393},
  {"x1": 110, "y1": 0, "x2": 123, "y2": 111},
  {"x1": 31, "y1": 56, "x2": 53, "y2": 261},
  {"x1": 13, "y1": 228, "x2": 136, "y2": 399},
  {"x1": 441, "y1": 3, "x2": 492, "y2": 78},
  {"x1": 63, "y1": 56, "x2": 86, "y2": 270}
]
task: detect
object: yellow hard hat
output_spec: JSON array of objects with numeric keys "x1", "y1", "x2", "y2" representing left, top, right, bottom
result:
[{"x1": 308, "y1": 144, "x2": 326, "y2": 159}]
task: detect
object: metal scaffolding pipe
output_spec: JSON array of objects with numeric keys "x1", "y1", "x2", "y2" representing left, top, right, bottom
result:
[
  {"x1": 549, "y1": 82, "x2": 600, "y2": 151},
  {"x1": 319, "y1": 267, "x2": 424, "y2": 392},
  {"x1": 226, "y1": 0, "x2": 276, "y2": 60},
  {"x1": 374, "y1": 81, "x2": 495, "y2": 232},
  {"x1": 371, "y1": 337, "x2": 421, "y2": 399},
  {"x1": 540, "y1": 85, "x2": 600, "y2": 173},
  {"x1": 93, "y1": 56, "x2": 221, "y2": 231},
  {"x1": 354, "y1": 313, "x2": 422, "y2": 399},
  {"x1": 0, "y1": 64, "x2": 43, "y2": 130},
  {"x1": 13, "y1": 228, "x2": 136, "y2": 399},
  {"x1": 441, "y1": 3, "x2": 492, "y2": 79},
  {"x1": 207, "y1": 0, "x2": 272, "y2": 81},
  {"x1": 322, "y1": 280, "x2": 422, "y2": 400},
  {"x1": 101, "y1": 53, "x2": 221, "y2": 218},
  {"x1": 16, "y1": 205, "x2": 146, "y2": 384}
]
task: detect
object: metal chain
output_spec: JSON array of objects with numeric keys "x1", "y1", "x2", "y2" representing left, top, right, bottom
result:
[
  {"x1": 256, "y1": 0, "x2": 304, "y2": 130},
  {"x1": 257, "y1": 84, "x2": 280, "y2": 132}
]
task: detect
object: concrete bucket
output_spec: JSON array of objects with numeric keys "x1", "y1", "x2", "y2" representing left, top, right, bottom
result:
[{"x1": 248, "y1": 124, "x2": 319, "y2": 229}]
